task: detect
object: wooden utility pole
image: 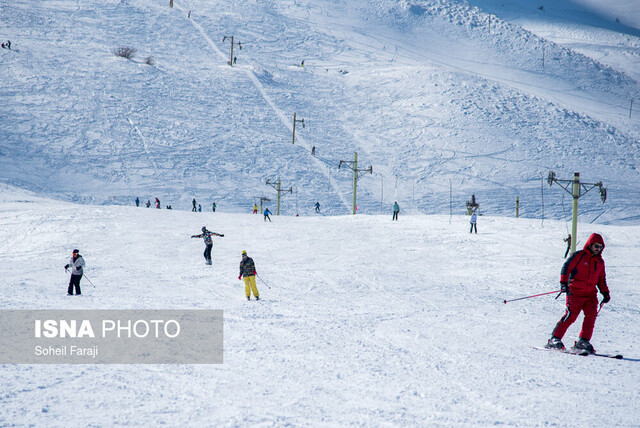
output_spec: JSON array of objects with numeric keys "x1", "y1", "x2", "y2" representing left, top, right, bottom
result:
[
  {"x1": 548, "y1": 171, "x2": 607, "y2": 254},
  {"x1": 266, "y1": 179, "x2": 292, "y2": 215},
  {"x1": 339, "y1": 152, "x2": 372, "y2": 215},
  {"x1": 292, "y1": 113, "x2": 305, "y2": 144},
  {"x1": 222, "y1": 36, "x2": 242, "y2": 66}
]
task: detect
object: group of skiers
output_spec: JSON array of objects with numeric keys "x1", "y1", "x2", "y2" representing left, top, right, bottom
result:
[
  {"x1": 129, "y1": 198, "x2": 418, "y2": 220},
  {"x1": 65, "y1": 226, "x2": 262, "y2": 300},
  {"x1": 190, "y1": 227, "x2": 260, "y2": 300},
  {"x1": 66, "y1": 198, "x2": 612, "y2": 349},
  {"x1": 64, "y1": 230, "x2": 612, "y2": 348},
  {"x1": 191, "y1": 199, "x2": 217, "y2": 212},
  {"x1": 134, "y1": 197, "x2": 216, "y2": 212}
]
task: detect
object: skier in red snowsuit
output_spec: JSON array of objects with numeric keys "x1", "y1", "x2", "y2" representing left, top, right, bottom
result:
[{"x1": 546, "y1": 233, "x2": 610, "y2": 353}]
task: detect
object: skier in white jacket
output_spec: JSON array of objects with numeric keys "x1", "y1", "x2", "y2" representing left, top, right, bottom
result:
[{"x1": 64, "y1": 249, "x2": 85, "y2": 295}]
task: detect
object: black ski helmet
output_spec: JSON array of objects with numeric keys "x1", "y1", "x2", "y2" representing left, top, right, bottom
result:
[{"x1": 202, "y1": 226, "x2": 207, "y2": 232}]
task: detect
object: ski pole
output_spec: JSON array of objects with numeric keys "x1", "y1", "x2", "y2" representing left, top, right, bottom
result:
[
  {"x1": 503, "y1": 290, "x2": 562, "y2": 304},
  {"x1": 597, "y1": 301, "x2": 605, "y2": 315},
  {"x1": 83, "y1": 273, "x2": 96, "y2": 288},
  {"x1": 255, "y1": 273, "x2": 271, "y2": 289}
]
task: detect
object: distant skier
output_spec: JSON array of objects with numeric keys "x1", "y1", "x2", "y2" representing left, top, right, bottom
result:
[
  {"x1": 166, "y1": 205, "x2": 172, "y2": 210},
  {"x1": 192, "y1": 198, "x2": 197, "y2": 212},
  {"x1": 470, "y1": 213, "x2": 477, "y2": 234},
  {"x1": 146, "y1": 200, "x2": 151, "y2": 208},
  {"x1": 191, "y1": 227, "x2": 224, "y2": 265},
  {"x1": 135, "y1": 197, "x2": 140, "y2": 207},
  {"x1": 563, "y1": 234, "x2": 572, "y2": 258},
  {"x1": 263, "y1": 207, "x2": 272, "y2": 222},
  {"x1": 212, "y1": 202, "x2": 217, "y2": 212},
  {"x1": 392, "y1": 202, "x2": 400, "y2": 221},
  {"x1": 253, "y1": 204, "x2": 258, "y2": 214},
  {"x1": 311, "y1": 146, "x2": 315, "y2": 156},
  {"x1": 314, "y1": 201, "x2": 320, "y2": 213},
  {"x1": 155, "y1": 197, "x2": 161, "y2": 209},
  {"x1": 546, "y1": 233, "x2": 610, "y2": 353},
  {"x1": 238, "y1": 250, "x2": 259, "y2": 300},
  {"x1": 198, "y1": 204, "x2": 202, "y2": 212},
  {"x1": 64, "y1": 249, "x2": 85, "y2": 295}
]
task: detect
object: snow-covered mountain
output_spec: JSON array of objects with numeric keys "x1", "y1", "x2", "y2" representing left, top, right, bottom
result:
[{"x1": 2, "y1": 0, "x2": 640, "y2": 221}]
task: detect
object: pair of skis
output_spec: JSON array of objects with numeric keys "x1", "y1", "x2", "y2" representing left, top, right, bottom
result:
[{"x1": 533, "y1": 346, "x2": 623, "y2": 359}]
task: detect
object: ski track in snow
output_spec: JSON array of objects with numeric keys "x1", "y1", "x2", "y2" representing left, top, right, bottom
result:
[{"x1": 181, "y1": 2, "x2": 352, "y2": 214}]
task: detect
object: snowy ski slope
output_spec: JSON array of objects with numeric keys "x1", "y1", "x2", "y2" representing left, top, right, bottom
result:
[{"x1": 1, "y1": 184, "x2": 639, "y2": 425}]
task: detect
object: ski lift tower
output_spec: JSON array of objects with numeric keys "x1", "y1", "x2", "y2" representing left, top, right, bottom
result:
[
  {"x1": 547, "y1": 171, "x2": 607, "y2": 254},
  {"x1": 338, "y1": 152, "x2": 372, "y2": 215},
  {"x1": 292, "y1": 113, "x2": 305, "y2": 144},
  {"x1": 255, "y1": 196, "x2": 271, "y2": 213},
  {"x1": 222, "y1": 36, "x2": 242, "y2": 66},
  {"x1": 266, "y1": 179, "x2": 293, "y2": 215}
]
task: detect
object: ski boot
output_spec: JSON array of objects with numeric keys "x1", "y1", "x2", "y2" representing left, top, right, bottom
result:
[
  {"x1": 545, "y1": 336, "x2": 565, "y2": 350},
  {"x1": 573, "y1": 338, "x2": 595, "y2": 354}
]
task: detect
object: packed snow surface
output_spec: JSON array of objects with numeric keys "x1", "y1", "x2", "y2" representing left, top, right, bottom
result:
[{"x1": 1, "y1": 185, "x2": 639, "y2": 426}]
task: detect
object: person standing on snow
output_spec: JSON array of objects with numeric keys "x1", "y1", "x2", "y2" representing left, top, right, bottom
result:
[
  {"x1": 64, "y1": 249, "x2": 85, "y2": 295},
  {"x1": 392, "y1": 202, "x2": 400, "y2": 221},
  {"x1": 253, "y1": 204, "x2": 258, "y2": 214},
  {"x1": 191, "y1": 227, "x2": 224, "y2": 265},
  {"x1": 238, "y1": 250, "x2": 259, "y2": 300},
  {"x1": 212, "y1": 202, "x2": 217, "y2": 212},
  {"x1": 470, "y1": 212, "x2": 478, "y2": 233},
  {"x1": 146, "y1": 199, "x2": 151, "y2": 208},
  {"x1": 155, "y1": 197, "x2": 161, "y2": 209},
  {"x1": 315, "y1": 201, "x2": 320, "y2": 213},
  {"x1": 563, "y1": 234, "x2": 572, "y2": 258},
  {"x1": 192, "y1": 198, "x2": 197, "y2": 212},
  {"x1": 546, "y1": 233, "x2": 610, "y2": 353},
  {"x1": 263, "y1": 207, "x2": 272, "y2": 222},
  {"x1": 135, "y1": 197, "x2": 140, "y2": 207},
  {"x1": 198, "y1": 204, "x2": 202, "y2": 212}
]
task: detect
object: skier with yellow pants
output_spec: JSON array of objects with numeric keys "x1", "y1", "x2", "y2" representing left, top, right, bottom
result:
[{"x1": 238, "y1": 250, "x2": 260, "y2": 300}]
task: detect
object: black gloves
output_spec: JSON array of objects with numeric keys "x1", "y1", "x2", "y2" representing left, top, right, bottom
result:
[
  {"x1": 220, "y1": 234, "x2": 224, "y2": 237},
  {"x1": 602, "y1": 292, "x2": 610, "y2": 303},
  {"x1": 64, "y1": 264, "x2": 69, "y2": 269},
  {"x1": 560, "y1": 283, "x2": 570, "y2": 295},
  {"x1": 191, "y1": 235, "x2": 196, "y2": 238}
]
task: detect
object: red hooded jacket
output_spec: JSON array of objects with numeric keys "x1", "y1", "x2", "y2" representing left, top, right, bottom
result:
[{"x1": 560, "y1": 233, "x2": 609, "y2": 297}]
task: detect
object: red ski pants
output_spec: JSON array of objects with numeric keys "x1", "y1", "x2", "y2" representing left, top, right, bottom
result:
[{"x1": 552, "y1": 294, "x2": 599, "y2": 341}]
